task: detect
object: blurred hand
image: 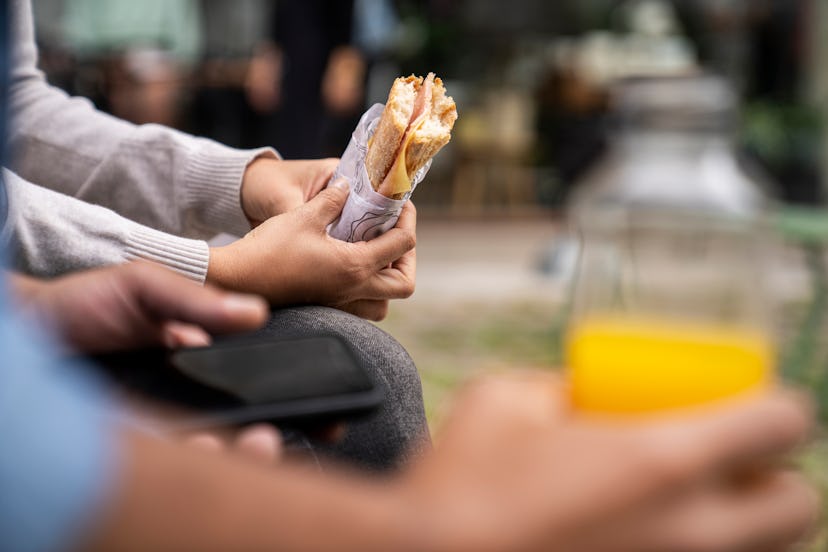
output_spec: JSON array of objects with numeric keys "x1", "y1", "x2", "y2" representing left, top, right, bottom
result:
[
  {"x1": 322, "y1": 46, "x2": 366, "y2": 116},
  {"x1": 185, "y1": 424, "x2": 284, "y2": 466},
  {"x1": 11, "y1": 262, "x2": 268, "y2": 354},
  {"x1": 244, "y1": 42, "x2": 283, "y2": 113},
  {"x1": 208, "y1": 180, "x2": 416, "y2": 321},
  {"x1": 241, "y1": 157, "x2": 339, "y2": 226},
  {"x1": 406, "y1": 374, "x2": 818, "y2": 552}
]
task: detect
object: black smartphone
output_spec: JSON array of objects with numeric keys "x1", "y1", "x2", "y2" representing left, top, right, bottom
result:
[{"x1": 89, "y1": 335, "x2": 384, "y2": 431}]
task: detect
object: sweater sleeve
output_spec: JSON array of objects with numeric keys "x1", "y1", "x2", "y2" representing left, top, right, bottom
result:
[
  {"x1": 7, "y1": 0, "x2": 278, "y2": 240},
  {"x1": 4, "y1": 169, "x2": 210, "y2": 283}
]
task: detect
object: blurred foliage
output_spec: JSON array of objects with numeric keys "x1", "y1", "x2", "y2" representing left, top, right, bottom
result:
[
  {"x1": 741, "y1": 101, "x2": 824, "y2": 203},
  {"x1": 742, "y1": 101, "x2": 822, "y2": 167}
]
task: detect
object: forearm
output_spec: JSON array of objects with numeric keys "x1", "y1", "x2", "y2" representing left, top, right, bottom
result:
[
  {"x1": 5, "y1": 169, "x2": 210, "y2": 282},
  {"x1": 4, "y1": 270, "x2": 45, "y2": 301},
  {"x1": 8, "y1": 0, "x2": 276, "y2": 238},
  {"x1": 85, "y1": 429, "x2": 419, "y2": 552}
]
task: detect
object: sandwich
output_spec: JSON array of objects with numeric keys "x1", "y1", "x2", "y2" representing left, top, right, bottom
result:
[{"x1": 366, "y1": 73, "x2": 458, "y2": 199}]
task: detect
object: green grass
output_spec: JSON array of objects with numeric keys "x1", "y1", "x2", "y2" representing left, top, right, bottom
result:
[{"x1": 379, "y1": 298, "x2": 828, "y2": 550}]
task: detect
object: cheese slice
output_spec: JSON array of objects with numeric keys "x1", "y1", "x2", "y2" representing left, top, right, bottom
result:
[{"x1": 380, "y1": 117, "x2": 426, "y2": 197}]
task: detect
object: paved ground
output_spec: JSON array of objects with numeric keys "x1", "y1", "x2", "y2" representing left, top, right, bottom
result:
[
  {"x1": 407, "y1": 215, "x2": 569, "y2": 303},
  {"x1": 375, "y1": 214, "x2": 571, "y2": 422}
]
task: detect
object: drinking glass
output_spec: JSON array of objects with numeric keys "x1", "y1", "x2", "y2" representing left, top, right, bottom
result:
[{"x1": 565, "y1": 206, "x2": 775, "y2": 414}]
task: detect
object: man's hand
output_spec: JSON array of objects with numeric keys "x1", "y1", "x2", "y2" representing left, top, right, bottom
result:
[
  {"x1": 11, "y1": 262, "x2": 268, "y2": 354},
  {"x1": 208, "y1": 180, "x2": 416, "y2": 321},
  {"x1": 406, "y1": 375, "x2": 819, "y2": 552},
  {"x1": 241, "y1": 157, "x2": 339, "y2": 226}
]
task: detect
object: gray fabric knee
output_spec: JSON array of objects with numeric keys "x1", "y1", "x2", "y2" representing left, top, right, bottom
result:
[{"x1": 255, "y1": 306, "x2": 430, "y2": 472}]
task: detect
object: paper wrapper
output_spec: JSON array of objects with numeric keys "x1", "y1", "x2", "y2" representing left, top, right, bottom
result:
[{"x1": 326, "y1": 104, "x2": 432, "y2": 242}]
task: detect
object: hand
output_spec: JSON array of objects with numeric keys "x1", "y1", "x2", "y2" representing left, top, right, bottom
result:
[
  {"x1": 11, "y1": 262, "x2": 268, "y2": 354},
  {"x1": 322, "y1": 46, "x2": 366, "y2": 116},
  {"x1": 244, "y1": 41, "x2": 283, "y2": 113},
  {"x1": 405, "y1": 374, "x2": 818, "y2": 552},
  {"x1": 186, "y1": 424, "x2": 284, "y2": 466},
  {"x1": 241, "y1": 157, "x2": 339, "y2": 226},
  {"x1": 208, "y1": 180, "x2": 416, "y2": 321}
]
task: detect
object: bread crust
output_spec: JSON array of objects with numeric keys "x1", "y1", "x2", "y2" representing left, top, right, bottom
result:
[{"x1": 365, "y1": 76, "x2": 421, "y2": 190}]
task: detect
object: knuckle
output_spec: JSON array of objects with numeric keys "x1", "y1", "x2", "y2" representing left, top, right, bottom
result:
[
  {"x1": 400, "y1": 229, "x2": 416, "y2": 251},
  {"x1": 399, "y1": 277, "x2": 415, "y2": 298},
  {"x1": 320, "y1": 191, "x2": 342, "y2": 210},
  {"x1": 367, "y1": 302, "x2": 389, "y2": 321},
  {"x1": 630, "y1": 430, "x2": 693, "y2": 487}
]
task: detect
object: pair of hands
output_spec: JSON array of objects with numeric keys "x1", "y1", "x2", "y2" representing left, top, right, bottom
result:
[
  {"x1": 403, "y1": 374, "x2": 819, "y2": 552},
  {"x1": 212, "y1": 157, "x2": 416, "y2": 321}
]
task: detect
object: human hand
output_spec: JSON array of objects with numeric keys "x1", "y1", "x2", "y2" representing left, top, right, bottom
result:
[
  {"x1": 185, "y1": 424, "x2": 284, "y2": 466},
  {"x1": 241, "y1": 157, "x2": 339, "y2": 227},
  {"x1": 405, "y1": 374, "x2": 818, "y2": 552},
  {"x1": 244, "y1": 41, "x2": 283, "y2": 113},
  {"x1": 208, "y1": 181, "x2": 416, "y2": 321},
  {"x1": 12, "y1": 262, "x2": 268, "y2": 354},
  {"x1": 322, "y1": 46, "x2": 366, "y2": 116}
]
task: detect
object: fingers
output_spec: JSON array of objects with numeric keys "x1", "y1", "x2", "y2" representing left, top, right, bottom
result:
[
  {"x1": 641, "y1": 471, "x2": 820, "y2": 552},
  {"x1": 441, "y1": 373, "x2": 569, "y2": 445},
  {"x1": 337, "y1": 299, "x2": 390, "y2": 321},
  {"x1": 308, "y1": 179, "x2": 350, "y2": 225},
  {"x1": 185, "y1": 425, "x2": 283, "y2": 465},
  {"x1": 630, "y1": 391, "x2": 813, "y2": 491},
  {"x1": 123, "y1": 262, "x2": 269, "y2": 335},
  {"x1": 314, "y1": 158, "x2": 340, "y2": 182},
  {"x1": 183, "y1": 433, "x2": 224, "y2": 453},
  {"x1": 361, "y1": 202, "x2": 417, "y2": 270},
  {"x1": 233, "y1": 424, "x2": 283, "y2": 464},
  {"x1": 161, "y1": 321, "x2": 212, "y2": 348}
]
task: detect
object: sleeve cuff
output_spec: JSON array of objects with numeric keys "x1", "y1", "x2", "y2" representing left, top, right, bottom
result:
[
  {"x1": 183, "y1": 142, "x2": 280, "y2": 237},
  {"x1": 124, "y1": 226, "x2": 210, "y2": 284}
]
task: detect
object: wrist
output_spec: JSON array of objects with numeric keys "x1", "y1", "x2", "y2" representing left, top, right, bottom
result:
[
  {"x1": 206, "y1": 246, "x2": 238, "y2": 291},
  {"x1": 241, "y1": 156, "x2": 282, "y2": 225}
]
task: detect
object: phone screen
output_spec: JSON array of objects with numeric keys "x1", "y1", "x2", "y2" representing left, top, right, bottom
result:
[
  {"x1": 90, "y1": 335, "x2": 382, "y2": 428},
  {"x1": 170, "y1": 336, "x2": 373, "y2": 404}
]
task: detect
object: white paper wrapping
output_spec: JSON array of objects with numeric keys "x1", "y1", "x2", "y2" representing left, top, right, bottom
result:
[{"x1": 326, "y1": 103, "x2": 432, "y2": 242}]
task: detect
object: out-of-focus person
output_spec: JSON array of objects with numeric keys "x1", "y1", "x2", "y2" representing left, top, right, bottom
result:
[
  {"x1": 247, "y1": 0, "x2": 367, "y2": 158},
  {"x1": 62, "y1": 0, "x2": 202, "y2": 127}
]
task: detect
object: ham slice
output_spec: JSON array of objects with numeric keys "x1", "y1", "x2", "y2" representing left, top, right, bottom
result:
[{"x1": 377, "y1": 73, "x2": 435, "y2": 197}]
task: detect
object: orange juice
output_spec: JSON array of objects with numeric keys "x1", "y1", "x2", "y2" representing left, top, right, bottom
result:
[{"x1": 566, "y1": 316, "x2": 774, "y2": 413}]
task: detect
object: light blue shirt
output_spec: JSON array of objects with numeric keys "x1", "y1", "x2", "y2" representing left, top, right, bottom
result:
[{"x1": 0, "y1": 266, "x2": 116, "y2": 552}]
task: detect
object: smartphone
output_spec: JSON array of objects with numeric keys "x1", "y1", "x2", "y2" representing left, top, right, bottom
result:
[{"x1": 89, "y1": 335, "x2": 384, "y2": 431}]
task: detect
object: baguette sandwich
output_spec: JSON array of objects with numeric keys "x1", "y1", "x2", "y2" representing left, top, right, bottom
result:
[{"x1": 366, "y1": 73, "x2": 458, "y2": 199}]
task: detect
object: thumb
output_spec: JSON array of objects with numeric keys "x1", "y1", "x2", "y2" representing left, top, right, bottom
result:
[{"x1": 308, "y1": 178, "x2": 350, "y2": 225}]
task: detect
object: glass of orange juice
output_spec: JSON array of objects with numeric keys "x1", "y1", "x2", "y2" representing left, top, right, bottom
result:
[{"x1": 566, "y1": 207, "x2": 775, "y2": 414}]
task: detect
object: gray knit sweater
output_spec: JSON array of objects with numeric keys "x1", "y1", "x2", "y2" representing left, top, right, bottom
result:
[{"x1": 3, "y1": 0, "x2": 277, "y2": 282}]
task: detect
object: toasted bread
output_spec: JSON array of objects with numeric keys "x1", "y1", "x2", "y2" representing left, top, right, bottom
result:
[{"x1": 365, "y1": 74, "x2": 457, "y2": 198}]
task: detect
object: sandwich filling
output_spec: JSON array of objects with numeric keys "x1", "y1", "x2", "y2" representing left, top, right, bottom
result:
[{"x1": 377, "y1": 73, "x2": 435, "y2": 198}]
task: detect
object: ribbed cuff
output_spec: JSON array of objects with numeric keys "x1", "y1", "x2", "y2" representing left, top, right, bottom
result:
[
  {"x1": 124, "y1": 226, "x2": 210, "y2": 283},
  {"x1": 184, "y1": 143, "x2": 279, "y2": 237}
]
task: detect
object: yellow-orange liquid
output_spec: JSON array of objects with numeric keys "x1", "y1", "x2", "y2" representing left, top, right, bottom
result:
[{"x1": 566, "y1": 316, "x2": 774, "y2": 413}]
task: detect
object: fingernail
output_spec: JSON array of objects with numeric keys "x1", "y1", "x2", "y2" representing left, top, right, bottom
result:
[
  {"x1": 331, "y1": 178, "x2": 349, "y2": 190},
  {"x1": 165, "y1": 325, "x2": 212, "y2": 349},
  {"x1": 223, "y1": 294, "x2": 267, "y2": 316}
]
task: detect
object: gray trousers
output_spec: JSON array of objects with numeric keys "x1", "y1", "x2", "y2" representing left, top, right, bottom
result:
[{"x1": 247, "y1": 306, "x2": 430, "y2": 473}]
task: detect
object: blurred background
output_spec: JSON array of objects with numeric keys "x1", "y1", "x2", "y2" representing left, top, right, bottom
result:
[
  {"x1": 31, "y1": 0, "x2": 828, "y2": 211},
  {"x1": 30, "y1": 1, "x2": 827, "y2": 547}
]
